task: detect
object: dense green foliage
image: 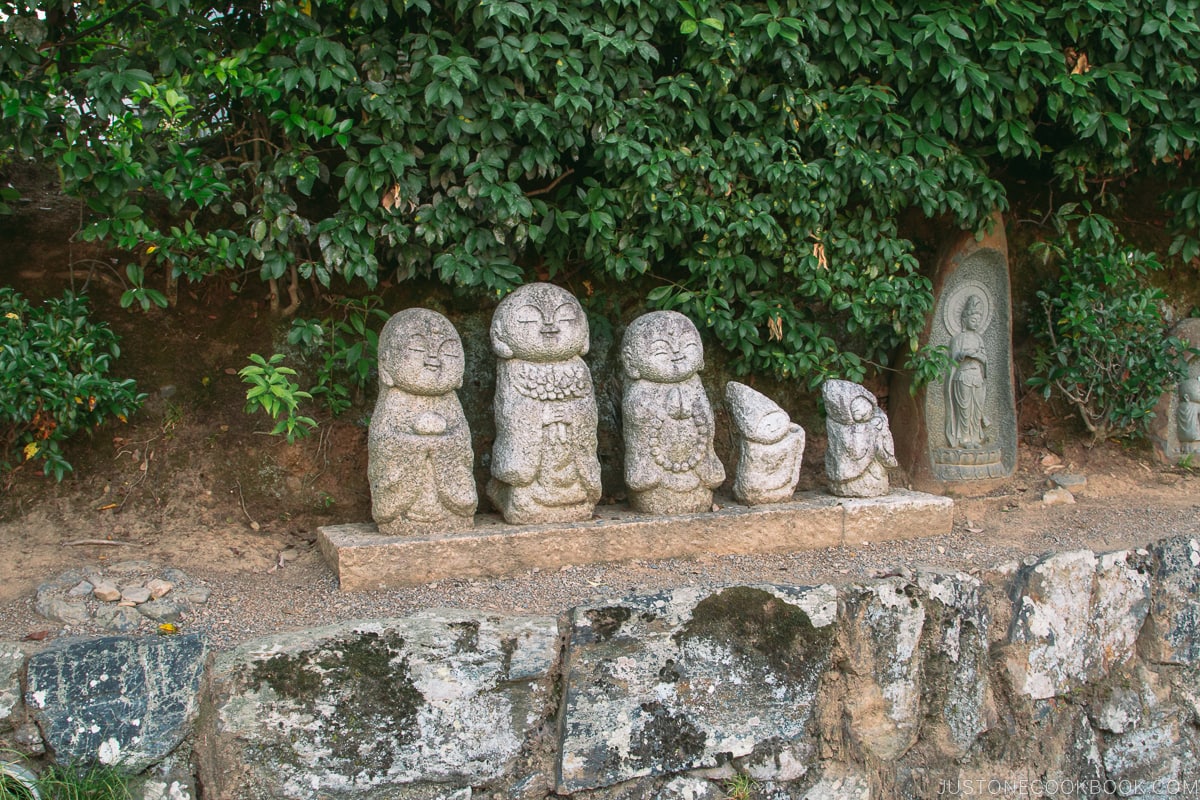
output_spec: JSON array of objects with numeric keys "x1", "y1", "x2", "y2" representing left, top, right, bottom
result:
[
  {"x1": 1029, "y1": 214, "x2": 1189, "y2": 442},
  {"x1": 0, "y1": 289, "x2": 144, "y2": 480},
  {"x1": 1, "y1": 0, "x2": 1198, "y2": 385}
]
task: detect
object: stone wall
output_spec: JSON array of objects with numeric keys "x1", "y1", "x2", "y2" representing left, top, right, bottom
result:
[{"x1": 2, "y1": 536, "x2": 1199, "y2": 799}]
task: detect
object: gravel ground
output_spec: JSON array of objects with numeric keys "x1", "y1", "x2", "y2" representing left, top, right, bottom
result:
[{"x1": 4, "y1": 484, "x2": 1198, "y2": 652}]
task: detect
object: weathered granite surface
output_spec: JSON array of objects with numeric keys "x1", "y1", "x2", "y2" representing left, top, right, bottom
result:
[
  {"x1": 558, "y1": 585, "x2": 837, "y2": 792},
  {"x1": 488, "y1": 283, "x2": 602, "y2": 524},
  {"x1": 196, "y1": 611, "x2": 559, "y2": 799},
  {"x1": 25, "y1": 634, "x2": 207, "y2": 771},
  {"x1": 1003, "y1": 549, "x2": 1150, "y2": 700}
]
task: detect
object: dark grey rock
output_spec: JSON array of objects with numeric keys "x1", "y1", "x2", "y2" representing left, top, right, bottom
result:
[
  {"x1": 136, "y1": 601, "x2": 183, "y2": 623},
  {"x1": 1049, "y1": 472, "x2": 1087, "y2": 490},
  {"x1": 1143, "y1": 536, "x2": 1200, "y2": 665},
  {"x1": 917, "y1": 570, "x2": 991, "y2": 756},
  {"x1": 558, "y1": 585, "x2": 837, "y2": 793},
  {"x1": 25, "y1": 633, "x2": 207, "y2": 770}
]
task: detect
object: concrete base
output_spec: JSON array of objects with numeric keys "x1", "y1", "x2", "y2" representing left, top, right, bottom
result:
[{"x1": 318, "y1": 490, "x2": 953, "y2": 591}]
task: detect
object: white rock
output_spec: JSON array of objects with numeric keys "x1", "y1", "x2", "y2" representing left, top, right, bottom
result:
[{"x1": 93, "y1": 581, "x2": 121, "y2": 602}]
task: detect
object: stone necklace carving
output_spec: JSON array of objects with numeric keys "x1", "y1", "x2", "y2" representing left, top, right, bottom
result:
[
  {"x1": 513, "y1": 362, "x2": 591, "y2": 401},
  {"x1": 648, "y1": 387, "x2": 707, "y2": 473}
]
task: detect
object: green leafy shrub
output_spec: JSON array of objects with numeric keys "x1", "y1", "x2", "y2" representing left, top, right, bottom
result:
[
  {"x1": 2, "y1": 0, "x2": 1199, "y2": 384},
  {"x1": 287, "y1": 296, "x2": 389, "y2": 416},
  {"x1": 0, "y1": 289, "x2": 145, "y2": 481},
  {"x1": 238, "y1": 352, "x2": 318, "y2": 443},
  {"x1": 1029, "y1": 216, "x2": 1190, "y2": 442},
  {"x1": 0, "y1": 758, "x2": 132, "y2": 800}
]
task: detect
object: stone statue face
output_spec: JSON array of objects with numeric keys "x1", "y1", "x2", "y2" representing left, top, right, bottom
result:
[
  {"x1": 752, "y1": 410, "x2": 791, "y2": 442},
  {"x1": 961, "y1": 296, "x2": 984, "y2": 331},
  {"x1": 1181, "y1": 377, "x2": 1200, "y2": 403},
  {"x1": 622, "y1": 310, "x2": 703, "y2": 383},
  {"x1": 378, "y1": 308, "x2": 464, "y2": 396},
  {"x1": 850, "y1": 396, "x2": 874, "y2": 423},
  {"x1": 491, "y1": 283, "x2": 589, "y2": 362}
]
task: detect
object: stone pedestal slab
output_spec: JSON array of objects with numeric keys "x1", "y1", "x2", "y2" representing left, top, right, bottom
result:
[{"x1": 318, "y1": 490, "x2": 953, "y2": 591}]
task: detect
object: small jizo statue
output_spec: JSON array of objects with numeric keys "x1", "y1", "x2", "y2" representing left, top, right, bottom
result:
[
  {"x1": 368, "y1": 308, "x2": 477, "y2": 534},
  {"x1": 822, "y1": 379, "x2": 897, "y2": 498},
  {"x1": 622, "y1": 311, "x2": 725, "y2": 515},
  {"x1": 488, "y1": 283, "x2": 602, "y2": 524},
  {"x1": 725, "y1": 381, "x2": 806, "y2": 505}
]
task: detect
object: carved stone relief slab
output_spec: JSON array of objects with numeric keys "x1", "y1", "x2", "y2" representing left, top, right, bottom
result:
[
  {"x1": 926, "y1": 250, "x2": 1016, "y2": 481},
  {"x1": 891, "y1": 217, "x2": 1017, "y2": 489},
  {"x1": 1148, "y1": 318, "x2": 1200, "y2": 465}
]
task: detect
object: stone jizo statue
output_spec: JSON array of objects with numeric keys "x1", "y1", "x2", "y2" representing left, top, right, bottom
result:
[
  {"x1": 726, "y1": 381, "x2": 805, "y2": 505},
  {"x1": 823, "y1": 379, "x2": 897, "y2": 498},
  {"x1": 622, "y1": 311, "x2": 724, "y2": 515},
  {"x1": 368, "y1": 308, "x2": 477, "y2": 533},
  {"x1": 1177, "y1": 376, "x2": 1200, "y2": 454},
  {"x1": 946, "y1": 292, "x2": 991, "y2": 449},
  {"x1": 487, "y1": 283, "x2": 602, "y2": 524}
]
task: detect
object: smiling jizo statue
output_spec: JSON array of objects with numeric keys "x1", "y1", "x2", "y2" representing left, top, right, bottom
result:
[
  {"x1": 368, "y1": 308, "x2": 478, "y2": 534},
  {"x1": 622, "y1": 310, "x2": 725, "y2": 515},
  {"x1": 488, "y1": 283, "x2": 602, "y2": 524}
]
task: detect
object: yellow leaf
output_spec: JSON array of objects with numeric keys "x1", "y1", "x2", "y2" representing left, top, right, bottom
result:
[
  {"x1": 299, "y1": 0, "x2": 312, "y2": 15},
  {"x1": 158, "y1": 623, "x2": 180, "y2": 635},
  {"x1": 146, "y1": 245, "x2": 158, "y2": 254},
  {"x1": 23, "y1": 442, "x2": 39, "y2": 460},
  {"x1": 4, "y1": 312, "x2": 18, "y2": 320},
  {"x1": 75, "y1": 396, "x2": 84, "y2": 404}
]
